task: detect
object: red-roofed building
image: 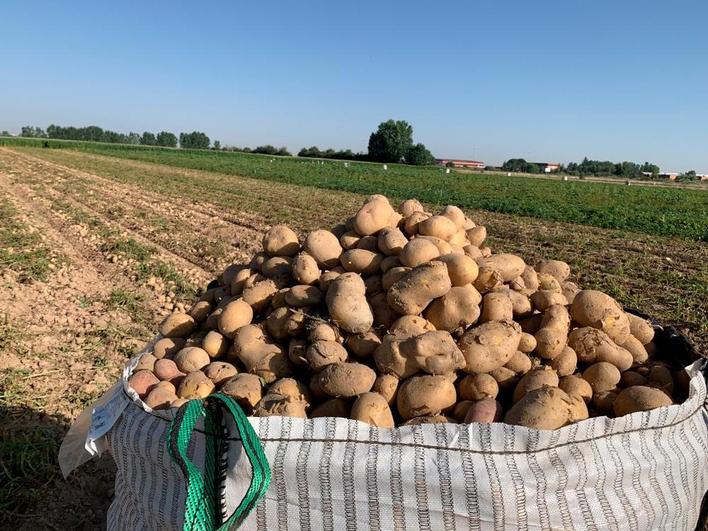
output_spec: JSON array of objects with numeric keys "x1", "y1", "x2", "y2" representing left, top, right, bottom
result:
[{"x1": 436, "y1": 159, "x2": 485, "y2": 169}]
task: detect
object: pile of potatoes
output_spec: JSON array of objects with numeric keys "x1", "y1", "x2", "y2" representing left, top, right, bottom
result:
[{"x1": 128, "y1": 195, "x2": 687, "y2": 430}]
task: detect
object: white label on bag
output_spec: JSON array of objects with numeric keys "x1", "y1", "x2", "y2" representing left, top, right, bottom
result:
[{"x1": 86, "y1": 384, "x2": 129, "y2": 454}]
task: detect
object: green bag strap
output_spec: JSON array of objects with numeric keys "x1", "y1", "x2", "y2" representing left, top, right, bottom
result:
[{"x1": 167, "y1": 393, "x2": 271, "y2": 531}]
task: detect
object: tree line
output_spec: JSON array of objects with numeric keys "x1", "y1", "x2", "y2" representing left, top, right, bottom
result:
[
  {"x1": 13, "y1": 119, "x2": 437, "y2": 165},
  {"x1": 501, "y1": 157, "x2": 663, "y2": 179}
]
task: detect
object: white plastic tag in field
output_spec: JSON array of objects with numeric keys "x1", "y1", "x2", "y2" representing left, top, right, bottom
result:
[{"x1": 87, "y1": 383, "x2": 129, "y2": 453}]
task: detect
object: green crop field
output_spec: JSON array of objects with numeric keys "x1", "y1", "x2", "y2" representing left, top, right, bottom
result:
[{"x1": 2, "y1": 136, "x2": 707, "y2": 241}]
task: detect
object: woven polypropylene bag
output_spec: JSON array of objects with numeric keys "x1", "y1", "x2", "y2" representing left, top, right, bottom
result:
[{"x1": 61, "y1": 329, "x2": 708, "y2": 531}]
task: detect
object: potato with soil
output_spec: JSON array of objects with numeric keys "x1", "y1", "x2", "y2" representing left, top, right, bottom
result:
[
  {"x1": 613, "y1": 386, "x2": 673, "y2": 417},
  {"x1": 396, "y1": 375, "x2": 457, "y2": 420},
  {"x1": 372, "y1": 374, "x2": 399, "y2": 405},
  {"x1": 291, "y1": 253, "x2": 320, "y2": 285},
  {"x1": 317, "y1": 362, "x2": 377, "y2": 397},
  {"x1": 378, "y1": 228, "x2": 408, "y2": 256},
  {"x1": 221, "y1": 374, "x2": 263, "y2": 411},
  {"x1": 351, "y1": 392, "x2": 395, "y2": 427},
  {"x1": 458, "y1": 320, "x2": 522, "y2": 373},
  {"x1": 627, "y1": 314, "x2": 655, "y2": 345},
  {"x1": 398, "y1": 238, "x2": 440, "y2": 268},
  {"x1": 311, "y1": 398, "x2": 351, "y2": 418},
  {"x1": 218, "y1": 299, "x2": 254, "y2": 338},
  {"x1": 424, "y1": 284, "x2": 481, "y2": 331},
  {"x1": 304, "y1": 229, "x2": 343, "y2": 268},
  {"x1": 534, "y1": 305, "x2": 571, "y2": 360},
  {"x1": 458, "y1": 373, "x2": 499, "y2": 401},
  {"x1": 571, "y1": 290, "x2": 631, "y2": 343},
  {"x1": 263, "y1": 224, "x2": 300, "y2": 257},
  {"x1": 202, "y1": 330, "x2": 229, "y2": 359},
  {"x1": 399, "y1": 330, "x2": 466, "y2": 375},
  {"x1": 159, "y1": 312, "x2": 196, "y2": 338},
  {"x1": 326, "y1": 272, "x2": 374, "y2": 334},
  {"x1": 177, "y1": 371, "x2": 216, "y2": 399},
  {"x1": 173, "y1": 347, "x2": 211, "y2": 373},
  {"x1": 568, "y1": 327, "x2": 632, "y2": 370},
  {"x1": 203, "y1": 361, "x2": 238, "y2": 386},
  {"x1": 583, "y1": 361, "x2": 621, "y2": 393},
  {"x1": 512, "y1": 366, "x2": 559, "y2": 403},
  {"x1": 129, "y1": 370, "x2": 160, "y2": 399},
  {"x1": 504, "y1": 386, "x2": 573, "y2": 429},
  {"x1": 340, "y1": 249, "x2": 383, "y2": 275},
  {"x1": 152, "y1": 337, "x2": 185, "y2": 359},
  {"x1": 387, "y1": 261, "x2": 451, "y2": 315},
  {"x1": 352, "y1": 196, "x2": 399, "y2": 236},
  {"x1": 306, "y1": 340, "x2": 348, "y2": 371},
  {"x1": 346, "y1": 331, "x2": 381, "y2": 358}
]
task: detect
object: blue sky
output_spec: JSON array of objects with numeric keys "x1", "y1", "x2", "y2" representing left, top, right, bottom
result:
[{"x1": 2, "y1": 1, "x2": 707, "y2": 171}]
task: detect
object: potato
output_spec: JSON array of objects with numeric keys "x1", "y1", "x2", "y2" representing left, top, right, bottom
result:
[
  {"x1": 477, "y1": 254, "x2": 526, "y2": 283},
  {"x1": 517, "y1": 333, "x2": 537, "y2": 354},
  {"x1": 504, "y1": 351, "x2": 532, "y2": 375},
  {"x1": 434, "y1": 254, "x2": 478, "y2": 287},
  {"x1": 261, "y1": 256, "x2": 293, "y2": 284},
  {"x1": 592, "y1": 389, "x2": 619, "y2": 412},
  {"x1": 621, "y1": 371, "x2": 647, "y2": 387},
  {"x1": 480, "y1": 291, "x2": 513, "y2": 323},
  {"x1": 561, "y1": 282, "x2": 581, "y2": 305},
  {"x1": 202, "y1": 330, "x2": 229, "y2": 359},
  {"x1": 463, "y1": 244, "x2": 483, "y2": 260},
  {"x1": 326, "y1": 273, "x2": 374, "y2": 334},
  {"x1": 530, "y1": 290, "x2": 568, "y2": 312},
  {"x1": 177, "y1": 371, "x2": 215, "y2": 399},
  {"x1": 159, "y1": 312, "x2": 196, "y2": 338},
  {"x1": 145, "y1": 386, "x2": 178, "y2": 410},
  {"x1": 346, "y1": 331, "x2": 381, "y2": 358},
  {"x1": 152, "y1": 337, "x2": 185, "y2": 359},
  {"x1": 419, "y1": 235, "x2": 454, "y2": 256},
  {"x1": 418, "y1": 215, "x2": 457, "y2": 240},
  {"x1": 627, "y1": 314, "x2": 655, "y2": 345},
  {"x1": 424, "y1": 284, "x2": 481, "y2": 331},
  {"x1": 372, "y1": 374, "x2": 399, "y2": 404},
  {"x1": 291, "y1": 253, "x2": 320, "y2": 285},
  {"x1": 489, "y1": 366, "x2": 519, "y2": 393},
  {"x1": 382, "y1": 266, "x2": 411, "y2": 290},
  {"x1": 396, "y1": 375, "x2": 457, "y2": 420},
  {"x1": 646, "y1": 365, "x2": 674, "y2": 395},
  {"x1": 287, "y1": 338, "x2": 308, "y2": 366},
  {"x1": 389, "y1": 315, "x2": 436, "y2": 339},
  {"x1": 459, "y1": 373, "x2": 499, "y2": 400},
  {"x1": 458, "y1": 320, "x2": 522, "y2": 373},
  {"x1": 439, "y1": 205, "x2": 466, "y2": 229},
  {"x1": 308, "y1": 323, "x2": 342, "y2": 343},
  {"x1": 340, "y1": 249, "x2": 383, "y2": 275},
  {"x1": 282, "y1": 285, "x2": 321, "y2": 308},
  {"x1": 135, "y1": 353, "x2": 156, "y2": 372},
  {"x1": 317, "y1": 362, "x2": 376, "y2": 397},
  {"x1": 154, "y1": 359, "x2": 185, "y2": 383},
  {"x1": 188, "y1": 301, "x2": 212, "y2": 323},
  {"x1": 537, "y1": 273, "x2": 561, "y2": 292},
  {"x1": 203, "y1": 361, "x2": 238, "y2": 386},
  {"x1": 558, "y1": 375, "x2": 593, "y2": 403},
  {"x1": 339, "y1": 231, "x2": 361, "y2": 250},
  {"x1": 204, "y1": 308, "x2": 223, "y2": 331},
  {"x1": 387, "y1": 261, "x2": 451, "y2": 315},
  {"x1": 613, "y1": 386, "x2": 673, "y2": 417},
  {"x1": 173, "y1": 347, "x2": 211, "y2": 373},
  {"x1": 306, "y1": 340, "x2": 349, "y2": 371},
  {"x1": 254, "y1": 394, "x2": 308, "y2": 418},
  {"x1": 619, "y1": 335, "x2": 649, "y2": 364},
  {"x1": 399, "y1": 199, "x2": 425, "y2": 217},
  {"x1": 229, "y1": 325, "x2": 281, "y2": 369},
  {"x1": 398, "y1": 238, "x2": 440, "y2": 267},
  {"x1": 377, "y1": 228, "x2": 408, "y2": 256},
  {"x1": 369, "y1": 292, "x2": 397, "y2": 330},
  {"x1": 583, "y1": 362, "x2": 621, "y2": 393},
  {"x1": 353, "y1": 197, "x2": 398, "y2": 236},
  {"x1": 534, "y1": 308, "x2": 571, "y2": 361},
  {"x1": 512, "y1": 367, "x2": 559, "y2": 403},
  {"x1": 304, "y1": 229, "x2": 343, "y2": 268},
  {"x1": 268, "y1": 378, "x2": 311, "y2": 403},
  {"x1": 379, "y1": 255, "x2": 401, "y2": 273},
  {"x1": 263, "y1": 224, "x2": 300, "y2": 257},
  {"x1": 452, "y1": 400, "x2": 474, "y2": 422},
  {"x1": 311, "y1": 398, "x2": 351, "y2": 418},
  {"x1": 504, "y1": 386, "x2": 572, "y2": 429},
  {"x1": 568, "y1": 327, "x2": 632, "y2": 370},
  {"x1": 402, "y1": 211, "x2": 430, "y2": 237},
  {"x1": 221, "y1": 374, "x2": 263, "y2": 411},
  {"x1": 351, "y1": 392, "x2": 395, "y2": 427},
  {"x1": 549, "y1": 346, "x2": 577, "y2": 377},
  {"x1": 464, "y1": 398, "x2": 503, "y2": 424},
  {"x1": 218, "y1": 299, "x2": 254, "y2": 338},
  {"x1": 399, "y1": 330, "x2": 465, "y2": 375},
  {"x1": 242, "y1": 280, "x2": 279, "y2": 314},
  {"x1": 465, "y1": 226, "x2": 487, "y2": 247},
  {"x1": 229, "y1": 268, "x2": 253, "y2": 296},
  {"x1": 570, "y1": 290, "x2": 631, "y2": 343},
  {"x1": 129, "y1": 370, "x2": 160, "y2": 399},
  {"x1": 374, "y1": 335, "x2": 418, "y2": 379},
  {"x1": 536, "y1": 260, "x2": 570, "y2": 282},
  {"x1": 567, "y1": 395, "x2": 589, "y2": 422},
  {"x1": 249, "y1": 350, "x2": 293, "y2": 384}
]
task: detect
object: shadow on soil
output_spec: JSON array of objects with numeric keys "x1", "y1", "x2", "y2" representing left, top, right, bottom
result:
[{"x1": 0, "y1": 404, "x2": 115, "y2": 530}]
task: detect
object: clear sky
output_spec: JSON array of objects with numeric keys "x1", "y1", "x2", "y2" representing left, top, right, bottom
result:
[{"x1": 2, "y1": 1, "x2": 707, "y2": 172}]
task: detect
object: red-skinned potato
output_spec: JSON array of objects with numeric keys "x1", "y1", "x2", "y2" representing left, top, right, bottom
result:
[
  {"x1": 129, "y1": 370, "x2": 160, "y2": 399},
  {"x1": 464, "y1": 398, "x2": 503, "y2": 424}
]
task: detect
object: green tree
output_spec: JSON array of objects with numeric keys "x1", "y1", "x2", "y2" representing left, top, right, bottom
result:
[
  {"x1": 526, "y1": 163, "x2": 541, "y2": 174},
  {"x1": 140, "y1": 132, "x2": 157, "y2": 145},
  {"x1": 213, "y1": 140, "x2": 221, "y2": 150},
  {"x1": 179, "y1": 131, "x2": 210, "y2": 149},
  {"x1": 502, "y1": 158, "x2": 529, "y2": 172},
  {"x1": 156, "y1": 131, "x2": 178, "y2": 147},
  {"x1": 1, "y1": 130, "x2": 9, "y2": 136},
  {"x1": 367, "y1": 119, "x2": 413, "y2": 163},
  {"x1": 20, "y1": 126, "x2": 46, "y2": 138},
  {"x1": 405, "y1": 143, "x2": 435, "y2": 165}
]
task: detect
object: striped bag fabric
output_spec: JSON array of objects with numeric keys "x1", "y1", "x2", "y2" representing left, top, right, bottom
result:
[{"x1": 61, "y1": 329, "x2": 708, "y2": 531}]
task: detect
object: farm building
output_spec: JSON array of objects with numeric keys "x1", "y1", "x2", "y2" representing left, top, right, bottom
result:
[
  {"x1": 436, "y1": 158, "x2": 485, "y2": 169},
  {"x1": 533, "y1": 162, "x2": 561, "y2": 173},
  {"x1": 659, "y1": 172, "x2": 679, "y2": 181}
]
